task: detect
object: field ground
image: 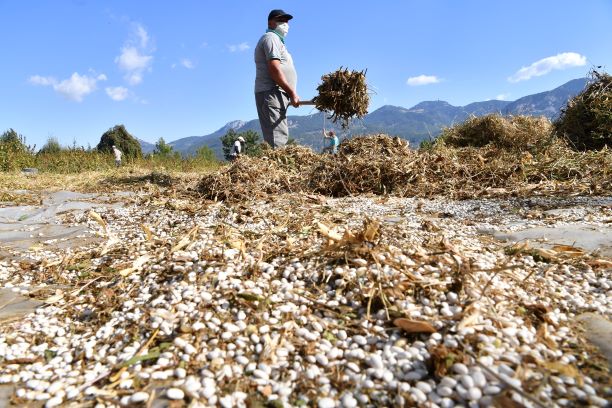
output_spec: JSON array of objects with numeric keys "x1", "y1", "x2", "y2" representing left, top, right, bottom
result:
[{"x1": 0, "y1": 169, "x2": 610, "y2": 407}]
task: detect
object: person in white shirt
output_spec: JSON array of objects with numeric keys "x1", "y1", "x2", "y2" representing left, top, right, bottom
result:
[
  {"x1": 230, "y1": 136, "x2": 245, "y2": 160},
  {"x1": 112, "y1": 145, "x2": 123, "y2": 167}
]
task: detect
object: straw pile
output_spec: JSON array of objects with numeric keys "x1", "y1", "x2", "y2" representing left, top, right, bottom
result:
[
  {"x1": 197, "y1": 133, "x2": 611, "y2": 202},
  {"x1": 313, "y1": 67, "x2": 369, "y2": 128},
  {"x1": 198, "y1": 145, "x2": 318, "y2": 202},
  {"x1": 307, "y1": 135, "x2": 415, "y2": 196},
  {"x1": 555, "y1": 69, "x2": 612, "y2": 151},
  {"x1": 438, "y1": 114, "x2": 554, "y2": 152}
]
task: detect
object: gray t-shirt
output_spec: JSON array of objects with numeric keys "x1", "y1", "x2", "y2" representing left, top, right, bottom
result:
[{"x1": 254, "y1": 31, "x2": 297, "y2": 93}]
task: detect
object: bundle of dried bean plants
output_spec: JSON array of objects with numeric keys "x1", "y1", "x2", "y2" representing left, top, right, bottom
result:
[{"x1": 313, "y1": 67, "x2": 370, "y2": 128}]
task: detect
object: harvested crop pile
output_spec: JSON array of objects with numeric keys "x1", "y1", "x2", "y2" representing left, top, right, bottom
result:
[
  {"x1": 438, "y1": 114, "x2": 554, "y2": 152},
  {"x1": 198, "y1": 145, "x2": 318, "y2": 201},
  {"x1": 307, "y1": 135, "x2": 416, "y2": 196},
  {"x1": 313, "y1": 67, "x2": 369, "y2": 128},
  {"x1": 197, "y1": 134, "x2": 612, "y2": 202},
  {"x1": 258, "y1": 144, "x2": 320, "y2": 168},
  {"x1": 555, "y1": 69, "x2": 612, "y2": 151}
]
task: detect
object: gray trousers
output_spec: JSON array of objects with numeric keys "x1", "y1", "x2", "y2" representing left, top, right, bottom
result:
[{"x1": 255, "y1": 88, "x2": 289, "y2": 148}]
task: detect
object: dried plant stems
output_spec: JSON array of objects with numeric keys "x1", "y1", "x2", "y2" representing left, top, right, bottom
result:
[
  {"x1": 555, "y1": 69, "x2": 612, "y2": 151},
  {"x1": 313, "y1": 67, "x2": 370, "y2": 128},
  {"x1": 197, "y1": 134, "x2": 612, "y2": 202}
]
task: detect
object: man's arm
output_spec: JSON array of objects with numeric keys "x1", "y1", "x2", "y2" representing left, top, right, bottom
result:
[{"x1": 267, "y1": 59, "x2": 300, "y2": 107}]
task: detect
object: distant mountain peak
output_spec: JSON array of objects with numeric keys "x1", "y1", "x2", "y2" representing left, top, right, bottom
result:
[
  {"x1": 503, "y1": 77, "x2": 587, "y2": 119},
  {"x1": 410, "y1": 100, "x2": 453, "y2": 110},
  {"x1": 372, "y1": 105, "x2": 410, "y2": 114},
  {"x1": 223, "y1": 120, "x2": 246, "y2": 131}
]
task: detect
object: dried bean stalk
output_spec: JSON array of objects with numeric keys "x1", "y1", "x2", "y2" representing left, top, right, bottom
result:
[{"x1": 313, "y1": 67, "x2": 370, "y2": 129}]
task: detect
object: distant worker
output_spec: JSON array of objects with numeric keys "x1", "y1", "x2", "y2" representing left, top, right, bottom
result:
[
  {"x1": 322, "y1": 129, "x2": 339, "y2": 154},
  {"x1": 230, "y1": 136, "x2": 245, "y2": 160},
  {"x1": 254, "y1": 9, "x2": 300, "y2": 149},
  {"x1": 112, "y1": 145, "x2": 123, "y2": 167}
]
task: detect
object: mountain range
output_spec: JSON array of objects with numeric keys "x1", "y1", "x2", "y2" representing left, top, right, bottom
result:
[{"x1": 138, "y1": 78, "x2": 587, "y2": 158}]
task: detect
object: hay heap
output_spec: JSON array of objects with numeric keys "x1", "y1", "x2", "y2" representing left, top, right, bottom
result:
[
  {"x1": 313, "y1": 67, "x2": 369, "y2": 128},
  {"x1": 197, "y1": 145, "x2": 318, "y2": 202},
  {"x1": 555, "y1": 70, "x2": 612, "y2": 151},
  {"x1": 197, "y1": 133, "x2": 611, "y2": 202},
  {"x1": 307, "y1": 135, "x2": 416, "y2": 196},
  {"x1": 438, "y1": 114, "x2": 554, "y2": 152}
]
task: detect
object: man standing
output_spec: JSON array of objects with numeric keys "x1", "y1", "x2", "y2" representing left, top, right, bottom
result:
[
  {"x1": 112, "y1": 145, "x2": 123, "y2": 167},
  {"x1": 254, "y1": 9, "x2": 300, "y2": 148}
]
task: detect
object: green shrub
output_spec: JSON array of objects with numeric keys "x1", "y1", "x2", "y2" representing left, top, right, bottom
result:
[
  {"x1": 38, "y1": 137, "x2": 62, "y2": 155},
  {"x1": 0, "y1": 129, "x2": 35, "y2": 171},
  {"x1": 1, "y1": 129, "x2": 27, "y2": 146},
  {"x1": 196, "y1": 145, "x2": 218, "y2": 163}
]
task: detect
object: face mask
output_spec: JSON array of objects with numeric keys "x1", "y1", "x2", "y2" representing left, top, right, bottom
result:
[{"x1": 275, "y1": 22, "x2": 289, "y2": 36}]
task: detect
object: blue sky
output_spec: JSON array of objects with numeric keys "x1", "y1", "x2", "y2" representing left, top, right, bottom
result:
[{"x1": 1, "y1": 0, "x2": 611, "y2": 149}]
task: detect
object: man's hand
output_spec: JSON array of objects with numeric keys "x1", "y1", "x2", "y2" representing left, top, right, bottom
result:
[{"x1": 289, "y1": 92, "x2": 300, "y2": 108}]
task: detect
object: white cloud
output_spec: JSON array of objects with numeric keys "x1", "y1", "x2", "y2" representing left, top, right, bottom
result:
[
  {"x1": 508, "y1": 52, "x2": 586, "y2": 83},
  {"x1": 105, "y1": 86, "x2": 129, "y2": 101},
  {"x1": 228, "y1": 42, "x2": 250, "y2": 52},
  {"x1": 29, "y1": 72, "x2": 106, "y2": 102},
  {"x1": 116, "y1": 46, "x2": 152, "y2": 71},
  {"x1": 134, "y1": 23, "x2": 149, "y2": 48},
  {"x1": 29, "y1": 75, "x2": 56, "y2": 86},
  {"x1": 127, "y1": 72, "x2": 144, "y2": 86},
  {"x1": 115, "y1": 24, "x2": 154, "y2": 85},
  {"x1": 406, "y1": 75, "x2": 441, "y2": 86},
  {"x1": 115, "y1": 46, "x2": 152, "y2": 85},
  {"x1": 495, "y1": 93, "x2": 510, "y2": 100},
  {"x1": 180, "y1": 58, "x2": 195, "y2": 69},
  {"x1": 54, "y1": 73, "x2": 105, "y2": 101}
]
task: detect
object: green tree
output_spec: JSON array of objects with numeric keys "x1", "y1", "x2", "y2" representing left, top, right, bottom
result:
[
  {"x1": 96, "y1": 124, "x2": 142, "y2": 158},
  {"x1": 0, "y1": 129, "x2": 34, "y2": 171},
  {"x1": 0, "y1": 129, "x2": 32, "y2": 152},
  {"x1": 1, "y1": 129, "x2": 23, "y2": 145},
  {"x1": 195, "y1": 145, "x2": 218, "y2": 163},
  {"x1": 38, "y1": 137, "x2": 62, "y2": 155},
  {"x1": 153, "y1": 137, "x2": 176, "y2": 157},
  {"x1": 220, "y1": 129, "x2": 262, "y2": 160}
]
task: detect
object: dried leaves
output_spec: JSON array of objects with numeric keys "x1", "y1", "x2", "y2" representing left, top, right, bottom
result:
[
  {"x1": 507, "y1": 240, "x2": 603, "y2": 265},
  {"x1": 313, "y1": 67, "x2": 369, "y2": 128},
  {"x1": 428, "y1": 345, "x2": 466, "y2": 378},
  {"x1": 393, "y1": 318, "x2": 437, "y2": 334},
  {"x1": 317, "y1": 218, "x2": 380, "y2": 251}
]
